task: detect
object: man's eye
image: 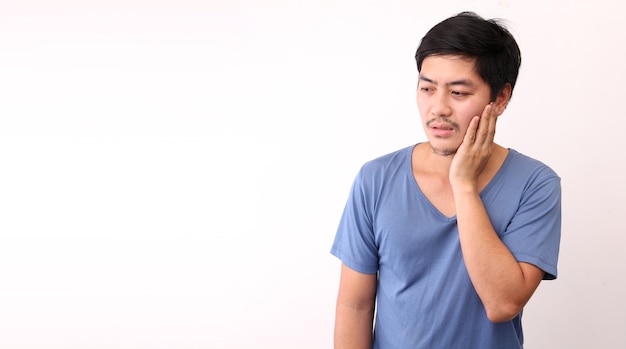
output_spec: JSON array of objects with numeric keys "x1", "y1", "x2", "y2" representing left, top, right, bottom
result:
[{"x1": 451, "y1": 91, "x2": 467, "y2": 96}]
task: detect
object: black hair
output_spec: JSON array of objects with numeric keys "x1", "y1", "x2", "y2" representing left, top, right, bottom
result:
[{"x1": 415, "y1": 12, "x2": 521, "y2": 101}]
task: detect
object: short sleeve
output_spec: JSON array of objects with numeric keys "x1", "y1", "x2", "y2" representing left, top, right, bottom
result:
[
  {"x1": 502, "y1": 171, "x2": 561, "y2": 280},
  {"x1": 330, "y1": 169, "x2": 379, "y2": 274}
]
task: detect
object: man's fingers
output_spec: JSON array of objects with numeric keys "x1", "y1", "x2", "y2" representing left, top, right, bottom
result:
[
  {"x1": 463, "y1": 116, "x2": 480, "y2": 145},
  {"x1": 473, "y1": 103, "x2": 496, "y2": 146}
]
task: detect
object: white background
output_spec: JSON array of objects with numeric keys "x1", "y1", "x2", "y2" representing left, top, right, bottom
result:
[{"x1": 0, "y1": 1, "x2": 624, "y2": 348}]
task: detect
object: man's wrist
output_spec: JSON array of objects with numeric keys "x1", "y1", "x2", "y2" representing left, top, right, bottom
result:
[{"x1": 450, "y1": 177, "x2": 478, "y2": 191}]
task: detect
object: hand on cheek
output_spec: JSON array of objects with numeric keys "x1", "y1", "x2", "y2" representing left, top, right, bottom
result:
[{"x1": 449, "y1": 103, "x2": 497, "y2": 189}]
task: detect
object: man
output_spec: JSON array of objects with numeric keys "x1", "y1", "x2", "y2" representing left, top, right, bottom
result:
[{"x1": 330, "y1": 12, "x2": 561, "y2": 348}]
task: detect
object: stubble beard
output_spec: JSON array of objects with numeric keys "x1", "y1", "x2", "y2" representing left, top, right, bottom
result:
[
  {"x1": 430, "y1": 145, "x2": 457, "y2": 157},
  {"x1": 426, "y1": 117, "x2": 460, "y2": 157}
]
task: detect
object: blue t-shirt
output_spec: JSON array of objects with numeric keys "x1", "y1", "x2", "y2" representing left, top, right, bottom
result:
[{"x1": 331, "y1": 145, "x2": 561, "y2": 349}]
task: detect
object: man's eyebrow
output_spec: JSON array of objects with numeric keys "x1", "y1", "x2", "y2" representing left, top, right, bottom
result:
[
  {"x1": 419, "y1": 75, "x2": 436, "y2": 84},
  {"x1": 447, "y1": 79, "x2": 475, "y2": 87},
  {"x1": 418, "y1": 75, "x2": 475, "y2": 87}
]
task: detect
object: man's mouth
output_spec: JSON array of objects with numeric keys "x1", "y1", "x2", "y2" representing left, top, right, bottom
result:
[{"x1": 426, "y1": 118, "x2": 460, "y2": 137}]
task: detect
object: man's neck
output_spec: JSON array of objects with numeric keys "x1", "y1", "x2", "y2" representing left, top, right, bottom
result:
[{"x1": 414, "y1": 142, "x2": 455, "y2": 176}]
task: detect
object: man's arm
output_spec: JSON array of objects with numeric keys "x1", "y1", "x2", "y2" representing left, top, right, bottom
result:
[
  {"x1": 453, "y1": 186, "x2": 544, "y2": 322},
  {"x1": 450, "y1": 102, "x2": 545, "y2": 322},
  {"x1": 334, "y1": 263, "x2": 377, "y2": 349}
]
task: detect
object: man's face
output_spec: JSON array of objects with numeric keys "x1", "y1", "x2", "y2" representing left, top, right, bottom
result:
[{"x1": 416, "y1": 55, "x2": 495, "y2": 156}]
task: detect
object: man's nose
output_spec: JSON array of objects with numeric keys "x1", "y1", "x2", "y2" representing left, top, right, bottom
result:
[{"x1": 431, "y1": 93, "x2": 452, "y2": 117}]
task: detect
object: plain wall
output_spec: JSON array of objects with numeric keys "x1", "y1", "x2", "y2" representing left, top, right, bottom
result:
[{"x1": 0, "y1": 0, "x2": 624, "y2": 348}]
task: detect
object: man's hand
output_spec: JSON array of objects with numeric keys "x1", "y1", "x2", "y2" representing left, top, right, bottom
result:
[{"x1": 449, "y1": 103, "x2": 497, "y2": 191}]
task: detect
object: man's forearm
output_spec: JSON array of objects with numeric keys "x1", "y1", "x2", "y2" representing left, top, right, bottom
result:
[
  {"x1": 454, "y1": 187, "x2": 541, "y2": 322},
  {"x1": 334, "y1": 304, "x2": 374, "y2": 349}
]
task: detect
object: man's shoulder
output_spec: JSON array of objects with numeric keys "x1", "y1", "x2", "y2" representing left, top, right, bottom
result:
[
  {"x1": 361, "y1": 145, "x2": 414, "y2": 172},
  {"x1": 505, "y1": 149, "x2": 560, "y2": 181},
  {"x1": 351, "y1": 145, "x2": 415, "y2": 189}
]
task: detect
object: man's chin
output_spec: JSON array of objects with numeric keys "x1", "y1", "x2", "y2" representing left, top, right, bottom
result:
[{"x1": 430, "y1": 145, "x2": 457, "y2": 157}]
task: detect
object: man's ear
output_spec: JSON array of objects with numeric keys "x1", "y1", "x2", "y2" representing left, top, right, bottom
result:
[{"x1": 494, "y1": 83, "x2": 512, "y2": 115}]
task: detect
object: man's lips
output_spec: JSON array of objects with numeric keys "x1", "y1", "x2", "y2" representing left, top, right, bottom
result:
[
  {"x1": 426, "y1": 117, "x2": 460, "y2": 130},
  {"x1": 430, "y1": 123, "x2": 454, "y2": 131},
  {"x1": 430, "y1": 127, "x2": 454, "y2": 137},
  {"x1": 426, "y1": 119, "x2": 460, "y2": 137}
]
